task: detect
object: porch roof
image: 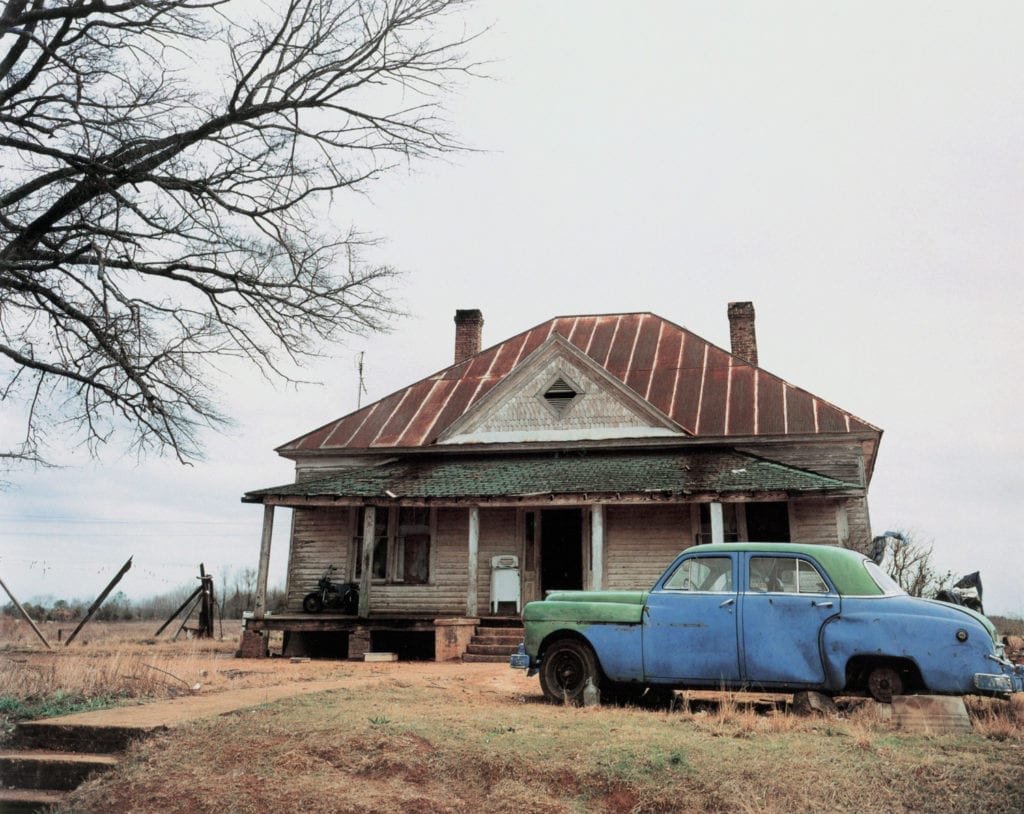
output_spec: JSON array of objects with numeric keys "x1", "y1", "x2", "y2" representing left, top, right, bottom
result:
[{"x1": 242, "y1": 449, "x2": 862, "y2": 504}]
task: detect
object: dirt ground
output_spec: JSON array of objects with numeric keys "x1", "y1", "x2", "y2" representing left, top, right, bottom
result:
[{"x1": 43, "y1": 660, "x2": 542, "y2": 730}]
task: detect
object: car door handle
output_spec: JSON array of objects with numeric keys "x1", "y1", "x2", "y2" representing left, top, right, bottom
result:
[
  {"x1": 812, "y1": 601, "x2": 834, "y2": 608},
  {"x1": 719, "y1": 597, "x2": 735, "y2": 608}
]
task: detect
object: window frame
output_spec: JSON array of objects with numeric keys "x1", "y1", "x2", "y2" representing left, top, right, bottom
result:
[
  {"x1": 747, "y1": 555, "x2": 832, "y2": 595},
  {"x1": 351, "y1": 506, "x2": 435, "y2": 586}
]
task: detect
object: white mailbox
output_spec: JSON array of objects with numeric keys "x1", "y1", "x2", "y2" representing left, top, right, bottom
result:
[{"x1": 489, "y1": 554, "x2": 521, "y2": 614}]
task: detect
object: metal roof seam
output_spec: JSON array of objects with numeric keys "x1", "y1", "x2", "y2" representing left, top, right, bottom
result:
[
  {"x1": 694, "y1": 343, "x2": 709, "y2": 435},
  {"x1": 667, "y1": 330, "x2": 686, "y2": 423},
  {"x1": 602, "y1": 315, "x2": 622, "y2": 368},
  {"x1": 783, "y1": 381, "x2": 790, "y2": 435},
  {"x1": 642, "y1": 319, "x2": 665, "y2": 402},
  {"x1": 753, "y1": 368, "x2": 760, "y2": 436},
  {"x1": 724, "y1": 356, "x2": 734, "y2": 435}
]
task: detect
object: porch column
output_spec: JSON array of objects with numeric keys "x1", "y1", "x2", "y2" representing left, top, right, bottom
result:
[
  {"x1": 590, "y1": 504, "x2": 605, "y2": 591},
  {"x1": 357, "y1": 507, "x2": 375, "y2": 618},
  {"x1": 253, "y1": 504, "x2": 274, "y2": 619},
  {"x1": 710, "y1": 501, "x2": 725, "y2": 544},
  {"x1": 466, "y1": 506, "x2": 480, "y2": 617}
]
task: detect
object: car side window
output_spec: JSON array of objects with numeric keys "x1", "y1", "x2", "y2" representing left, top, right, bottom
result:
[
  {"x1": 664, "y1": 556, "x2": 733, "y2": 592},
  {"x1": 749, "y1": 557, "x2": 829, "y2": 594}
]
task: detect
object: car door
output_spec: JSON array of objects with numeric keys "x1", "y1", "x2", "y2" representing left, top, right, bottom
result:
[
  {"x1": 642, "y1": 552, "x2": 741, "y2": 684},
  {"x1": 741, "y1": 554, "x2": 838, "y2": 686}
]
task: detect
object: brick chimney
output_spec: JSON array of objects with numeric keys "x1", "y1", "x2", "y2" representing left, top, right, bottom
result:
[
  {"x1": 727, "y1": 301, "x2": 758, "y2": 366},
  {"x1": 453, "y1": 309, "x2": 484, "y2": 363}
]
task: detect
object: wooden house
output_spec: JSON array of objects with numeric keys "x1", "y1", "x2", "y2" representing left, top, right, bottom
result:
[{"x1": 239, "y1": 303, "x2": 882, "y2": 660}]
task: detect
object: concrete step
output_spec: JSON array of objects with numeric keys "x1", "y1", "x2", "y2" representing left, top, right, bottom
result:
[
  {"x1": 461, "y1": 653, "x2": 514, "y2": 663},
  {"x1": 465, "y1": 643, "x2": 521, "y2": 656},
  {"x1": 0, "y1": 787, "x2": 67, "y2": 812},
  {"x1": 12, "y1": 722, "x2": 153, "y2": 754},
  {"x1": 470, "y1": 632, "x2": 523, "y2": 645},
  {"x1": 0, "y1": 749, "x2": 118, "y2": 791}
]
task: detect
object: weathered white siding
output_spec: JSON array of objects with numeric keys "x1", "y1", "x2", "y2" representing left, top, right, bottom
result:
[
  {"x1": 788, "y1": 497, "x2": 870, "y2": 548},
  {"x1": 604, "y1": 505, "x2": 692, "y2": 590},
  {"x1": 285, "y1": 507, "x2": 352, "y2": 610}
]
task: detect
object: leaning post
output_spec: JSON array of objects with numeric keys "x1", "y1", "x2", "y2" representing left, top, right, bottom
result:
[
  {"x1": 253, "y1": 505, "x2": 274, "y2": 620},
  {"x1": 0, "y1": 574, "x2": 51, "y2": 649},
  {"x1": 65, "y1": 556, "x2": 133, "y2": 646}
]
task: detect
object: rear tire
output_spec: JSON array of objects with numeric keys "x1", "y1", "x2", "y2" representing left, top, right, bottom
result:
[
  {"x1": 539, "y1": 639, "x2": 600, "y2": 705},
  {"x1": 302, "y1": 592, "x2": 323, "y2": 614},
  {"x1": 867, "y1": 665, "x2": 903, "y2": 702}
]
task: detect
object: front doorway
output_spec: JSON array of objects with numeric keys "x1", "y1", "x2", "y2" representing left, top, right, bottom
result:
[{"x1": 540, "y1": 509, "x2": 583, "y2": 594}]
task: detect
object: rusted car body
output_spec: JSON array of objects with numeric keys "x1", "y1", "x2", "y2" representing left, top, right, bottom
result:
[{"x1": 512, "y1": 543, "x2": 1023, "y2": 704}]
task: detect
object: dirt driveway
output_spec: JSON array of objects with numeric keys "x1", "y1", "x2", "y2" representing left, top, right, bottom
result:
[{"x1": 34, "y1": 661, "x2": 541, "y2": 731}]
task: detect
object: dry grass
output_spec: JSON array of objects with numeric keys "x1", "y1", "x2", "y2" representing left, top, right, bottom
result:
[
  {"x1": 0, "y1": 618, "x2": 344, "y2": 735},
  {"x1": 3, "y1": 620, "x2": 1022, "y2": 813},
  {"x1": 60, "y1": 671, "x2": 1024, "y2": 814}
]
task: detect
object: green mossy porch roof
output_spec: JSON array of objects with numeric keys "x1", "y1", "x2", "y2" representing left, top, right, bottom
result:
[{"x1": 242, "y1": 450, "x2": 861, "y2": 503}]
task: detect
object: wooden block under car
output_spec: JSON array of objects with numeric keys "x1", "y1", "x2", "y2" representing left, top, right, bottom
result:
[{"x1": 364, "y1": 652, "x2": 399, "y2": 662}]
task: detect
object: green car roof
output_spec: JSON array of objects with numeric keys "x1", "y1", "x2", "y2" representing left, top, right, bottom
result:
[{"x1": 683, "y1": 543, "x2": 883, "y2": 596}]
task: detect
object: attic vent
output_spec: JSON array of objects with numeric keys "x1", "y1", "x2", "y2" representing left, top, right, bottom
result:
[{"x1": 543, "y1": 377, "x2": 579, "y2": 415}]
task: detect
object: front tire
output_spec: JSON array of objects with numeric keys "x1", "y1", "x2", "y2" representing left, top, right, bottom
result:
[
  {"x1": 302, "y1": 592, "x2": 324, "y2": 613},
  {"x1": 539, "y1": 639, "x2": 601, "y2": 705}
]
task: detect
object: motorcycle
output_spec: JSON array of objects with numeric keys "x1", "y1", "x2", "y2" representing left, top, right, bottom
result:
[{"x1": 302, "y1": 565, "x2": 359, "y2": 614}]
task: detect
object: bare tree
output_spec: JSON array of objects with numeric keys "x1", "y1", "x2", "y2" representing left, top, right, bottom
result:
[
  {"x1": 878, "y1": 529, "x2": 955, "y2": 598},
  {"x1": 0, "y1": 0, "x2": 477, "y2": 468}
]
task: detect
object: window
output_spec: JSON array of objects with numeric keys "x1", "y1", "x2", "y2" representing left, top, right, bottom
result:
[
  {"x1": 352, "y1": 506, "x2": 432, "y2": 585},
  {"x1": 749, "y1": 557, "x2": 829, "y2": 594},
  {"x1": 664, "y1": 556, "x2": 733, "y2": 592},
  {"x1": 695, "y1": 504, "x2": 739, "y2": 545}
]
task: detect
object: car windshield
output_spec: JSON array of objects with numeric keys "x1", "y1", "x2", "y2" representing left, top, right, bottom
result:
[{"x1": 863, "y1": 560, "x2": 906, "y2": 596}]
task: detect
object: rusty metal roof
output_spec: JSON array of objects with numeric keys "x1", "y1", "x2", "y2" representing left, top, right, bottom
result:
[
  {"x1": 279, "y1": 313, "x2": 880, "y2": 454},
  {"x1": 244, "y1": 449, "x2": 863, "y2": 504}
]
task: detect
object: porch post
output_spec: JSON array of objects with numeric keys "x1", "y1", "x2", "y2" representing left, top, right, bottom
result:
[
  {"x1": 590, "y1": 504, "x2": 605, "y2": 591},
  {"x1": 710, "y1": 501, "x2": 724, "y2": 544},
  {"x1": 466, "y1": 506, "x2": 479, "y2": 617},
  {"x1": 358, "y1": 507, "x2": 375, "y2": 618},
  {"x1": 253, "y1": 504, "x2": 274, "y2": 619}
]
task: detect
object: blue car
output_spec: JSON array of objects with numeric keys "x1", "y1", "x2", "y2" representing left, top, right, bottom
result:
[{"x1": 512, "y1": 543, "x2": 1024, "y2": 705}]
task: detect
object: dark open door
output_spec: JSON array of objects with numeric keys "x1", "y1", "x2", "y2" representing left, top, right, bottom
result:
[{"x1": 540, "y1": 508, "x2": 583, "y2": 594}]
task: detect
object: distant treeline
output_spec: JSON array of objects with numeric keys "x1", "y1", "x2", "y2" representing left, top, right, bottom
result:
[{"x1": 2, "y1": 567, "x2": 286, "y2": 622}]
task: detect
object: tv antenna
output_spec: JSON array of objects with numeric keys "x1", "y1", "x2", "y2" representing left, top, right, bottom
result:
[{"x1": 356, "y1": 351, "x2": 368, "y2": 408}]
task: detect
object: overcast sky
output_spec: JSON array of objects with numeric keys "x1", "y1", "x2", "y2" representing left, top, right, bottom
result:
[{"x1": 2, "y1": 1, "x2": 1022, "y2": 616}]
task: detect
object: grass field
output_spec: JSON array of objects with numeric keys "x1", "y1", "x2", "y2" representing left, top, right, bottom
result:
[{"x1": 2, "y1": 619, "x2": 1023, "y2": 813}]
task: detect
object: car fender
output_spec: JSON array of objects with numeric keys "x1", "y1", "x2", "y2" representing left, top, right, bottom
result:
[{"x1": 821, "y1": 597, "x2": 996, "y2": 693}]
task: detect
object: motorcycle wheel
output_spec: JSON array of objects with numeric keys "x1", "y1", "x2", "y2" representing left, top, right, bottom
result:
[{"x1": 302, "y1": 592, "x2": 323, "y2": 613}]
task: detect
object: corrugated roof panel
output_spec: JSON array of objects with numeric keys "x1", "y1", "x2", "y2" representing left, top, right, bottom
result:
[
  {"x1": 419, "y1": 377, "x2": 481, "y2": 445},
  {"x1": 278, "y1": 311, "x2": 881, "y2": 454},
  {"x1": 756, "y1": 373, "x2": 787, "y2": 435},
  {"x1": 623, "y1": 314, "x2": 660, "y2": 396},
  {"x1": 673, "y1": 335, "x2": 706, "y2": 432},
  {"x1": 646, "y1": 322, "x2": 682, "y2": 415},
  {"x1": 346, "y1": 391, "x2": 405, "y2": 448},
  {"x1": 399, "y1": 379, "x2": 457, "y2": 446},
  {"x1": 727, "y1": 365, "x2": 756, "y2": 436},
  {"x1": 515, "y1": 324, "x2": 551, "y2": 366},
  {"x1": 585, "y1": 316, "x2": 618, "y2": 366},
  {"x1": 816, "y1": 400, "x2": 848, "y2": 433},
  {"x1": 372, "y1": 382, "x2": 436, "y2": 447},
  {"x1": 563, "y1": 315, "x2": 595, "y2": 350},
  {"x1": 786, "y1": 386, "x2": 816, "y2": 434},
  {"x1": 605, "y1": 313, "x2": 643, "y2": 376},
  {"x1": 698, "y1": 345, "x2": 731, "y2": 435}
]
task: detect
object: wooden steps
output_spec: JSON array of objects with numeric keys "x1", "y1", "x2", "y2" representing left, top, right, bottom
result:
[{"x1": 461, "y1": 620, "x2": 524, "y2": 663}]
